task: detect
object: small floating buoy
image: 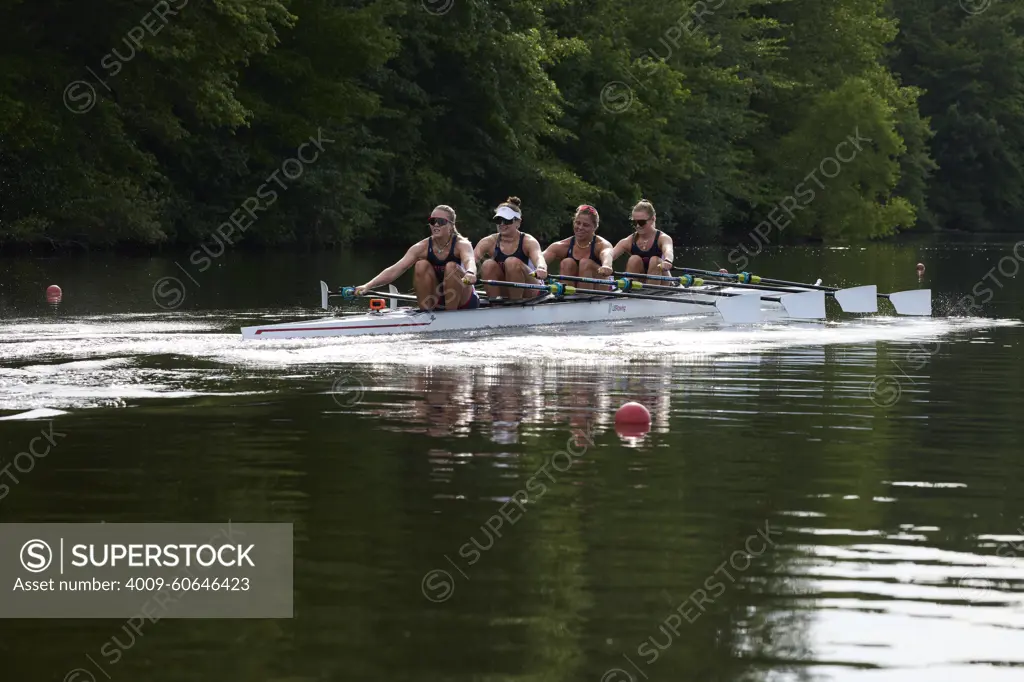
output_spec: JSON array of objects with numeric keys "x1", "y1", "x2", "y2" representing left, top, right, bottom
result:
[
  {"x1": 615, "y1": 401, "x2": 651, "y2": 426},
  {"x1": 615, "y1": 422, "x2": 651, "y2": 439},
  {"x1": 719, "y1": 268, "x2": 729, "y2": 274},
  {"x1": 46, "y1": 284, "x2": 62, "y2": 304},
  {"x1": 917, "y1": 262, "x2": 925, "y2": 274}
]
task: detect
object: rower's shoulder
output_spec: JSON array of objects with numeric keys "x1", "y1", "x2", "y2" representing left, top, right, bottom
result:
[
  {"x1": 543, "y1": 236, "x2": 570, "y2": 252},
  {"x1": 409, "y1": 237, "x2": 431, "y2": 253}
]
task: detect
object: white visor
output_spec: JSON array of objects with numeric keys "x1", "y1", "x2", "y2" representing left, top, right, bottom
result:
[{"x1": 494, "y1": 206, "x2": 521, "y2": 220}]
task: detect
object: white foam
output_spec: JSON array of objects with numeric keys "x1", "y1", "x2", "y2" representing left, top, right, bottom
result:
[{"x1": 0, "y1": 408, "x2": 70, "y2": 421}]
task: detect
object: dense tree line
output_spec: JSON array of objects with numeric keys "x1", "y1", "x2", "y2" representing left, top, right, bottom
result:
[{"x1": 0, "y1": 0, "x2": 1020, "y2": 249}]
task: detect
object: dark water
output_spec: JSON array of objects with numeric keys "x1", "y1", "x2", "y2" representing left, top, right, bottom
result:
[{"x1": 2, "y1": 237, "x2": 1024, "y2": 681}]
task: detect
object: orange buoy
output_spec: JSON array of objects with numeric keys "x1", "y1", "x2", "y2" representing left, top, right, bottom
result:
[
  {"x1": 615, "y1": 401, "x2": 651, "y2": 426},
  {"x1": 46, "y1": 285, "x2": 62, "y2": 304}
]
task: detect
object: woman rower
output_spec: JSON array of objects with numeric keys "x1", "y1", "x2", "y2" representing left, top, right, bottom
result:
[
  {"x1": 541, "y1": 204, "x2": 614, "y2": 290},
  {"x1": 473, "y1": 197, "x2": 548, "y2": 300},
  {"x1": 354, "y1": 204, "x2": 479, "y2": 311},
  {"x1": 611, "y1": 199, "x2": 674, "y2": 278}
]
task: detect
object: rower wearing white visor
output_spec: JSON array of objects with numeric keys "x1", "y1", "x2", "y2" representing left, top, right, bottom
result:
[{"x1": 473, "y1": 196, "x2": 549, "y2": 301}]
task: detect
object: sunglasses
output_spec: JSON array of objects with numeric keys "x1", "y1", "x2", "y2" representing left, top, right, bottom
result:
[
  {"x1": 428, "y1": 217, "x2": 451, "y2": 227},
  {"x1": 632, "y1": 218, "x2": 650, "y2": 227},
  {"x1": 493, "y1": 217, "x2": 517, "y2": 226}
]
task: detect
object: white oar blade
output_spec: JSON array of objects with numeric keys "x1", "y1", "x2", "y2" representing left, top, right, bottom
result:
[
  {"x1": 888, "y1": 289, "x2": 932, "y2": 316},
  {"x1": 389, "y1": 284, "x2": 400, "y2": 310},
  {"x1": 320, "y1": 281, "x2": 330, "y2": 310},
  {"x1": 834, "y1": 285, "x2": 878, "y2": 313},
  {"x1": 779, "y1": 290, "x2": 826, "y2": 319},
  {"x1": 715, "y1": 293, "x2": 762, "y2": 324}
]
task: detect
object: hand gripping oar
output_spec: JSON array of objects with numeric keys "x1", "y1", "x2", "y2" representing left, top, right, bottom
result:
[
  {"x1": 547, "y1": 273, "x2": 826, "y2": 320},
  {"x1": 321, "y1": 282, "x2": 409, "y2": 310},
  {"x1": 669, "y1": 267, "x2": 931, "y2": 316}
]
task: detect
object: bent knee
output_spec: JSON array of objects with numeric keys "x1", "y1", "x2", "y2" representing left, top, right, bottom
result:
[
  {"x1": 415, "y1": 260, "x2": 434, "y2": 275},
  {"x1": 504, "y1": 257, "x2": 528, "y2": 272},
  {"x1": 559, "y1": 259, "x2": 579, "y2": 275},
  {"x1": 481, "y1": 259, "x2": 502, "y2": 277}
]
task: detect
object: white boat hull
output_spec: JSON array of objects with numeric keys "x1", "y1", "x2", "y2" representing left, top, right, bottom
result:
[{"x1": 240, "y1": 288, "x2": 795, "y2": 340}]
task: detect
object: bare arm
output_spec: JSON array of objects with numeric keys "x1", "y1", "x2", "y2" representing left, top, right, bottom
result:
[
  {"x1": 610, "y1": 236, "x2": 631, "y2": 262},
  {"x1": 356, "y1": 242, "x2": 423, "y2": 293},
  {"x1": 525, "y1": 235, "x2": 548, "y2": 278},
  {"x1": 658, "y1": 232, "x2": 674, "y2": 270},
  {"x1": 541, "y1": 238, "x2": 569, "y2": 265},
  {"x1": 596, "y1": 237, "x2": 615, "y2": 275},
  {"x1": 458, "y1": 239, "x2": 477, "y2": 283},
  {"x1": 473, "y1": 234, "x2": 495, "y2": 263}
]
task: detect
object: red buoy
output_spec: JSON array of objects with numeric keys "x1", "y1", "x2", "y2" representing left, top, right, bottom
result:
[
  {"x1": 615, "y1": 401, "x2": 651, "y2": 426},
  {"x1": 46, "y1": 284, "x2": 62, "y2": 304},
  {"x1": 615, "y1": 422, "x2": 651, "y2": 438}
]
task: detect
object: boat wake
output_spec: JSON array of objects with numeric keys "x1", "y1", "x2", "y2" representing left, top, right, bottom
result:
[{"x1": 0, "y1": 310, "x2": 1018, "y2": 414}]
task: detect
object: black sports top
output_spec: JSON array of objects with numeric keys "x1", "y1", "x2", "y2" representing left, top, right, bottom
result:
[
  {"x1": 567, "y1": 236, "x2": 599, "y2": 264},
  {"x1": 427, "y1": 237, "x2": 459, "y2": 276},
  {"x1": 631, "y1": 230, "x2": 663, "y2": 263},
  {"x1": 494, "y1": 233, "x2": 530, "y2": 265}
]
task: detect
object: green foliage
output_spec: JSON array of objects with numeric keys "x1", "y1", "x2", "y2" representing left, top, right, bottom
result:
[
  {"x1": 890, "y1": 0, "x2": 1024, "y2": 232},
  {"x1": 0, "y1": 0, "x2": 1017, "y2": 248}
]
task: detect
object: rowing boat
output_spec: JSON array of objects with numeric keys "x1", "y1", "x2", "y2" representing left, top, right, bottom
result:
[
  {"x1": 240, "y1": 281, "x2": 818, "y2": 339},
  {"x1": 240, "y1": 266, "x2": 932, "y2": 339}
]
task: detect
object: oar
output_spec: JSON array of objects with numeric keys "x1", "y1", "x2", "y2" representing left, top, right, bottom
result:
[
  {"x1": 474, "y1": 278, "x2": 580, "y2": 296},
  {"x1": 321, "y1": 282, "x2": 411, "y2": 310},
  {"x1": 547, "y1": 273, "x2": 826, "y2": 320},
  {"x1": 612, "y1": 269, "x2": 864, "y2": 313},
  {"x1": 671, "y1": 267, "x2": 931, "y2": 316}
]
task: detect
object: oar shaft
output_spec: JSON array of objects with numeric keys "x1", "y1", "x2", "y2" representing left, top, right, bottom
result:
[
  {"x1": 674, "y1": 266, "x2": 835, "y2": 292},
  {"x1": 611, "y1": 270, "x2": 687, "y2": 284},
  {"x1": 612, "y1": 269, "x2": 809, "y2": 295},
  {"x1": 548, "y1": 272, "x2": 715, "y2": 294},
  {"x1": 476, "y1": 278, "x2": 577, "y2": 295},
  {"x1": 551, "y1": 272, "x2": 792, "y2": 303},
  {"x1": 330, "y1": 289, "x2": 421, "y2": 303}
]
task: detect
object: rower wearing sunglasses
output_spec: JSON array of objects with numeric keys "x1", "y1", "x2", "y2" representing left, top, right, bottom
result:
[
  {"x1": 354, "y1": 204, "x2": 479, "y2": 311},
  {"x1": 541, "y1": 204, "x2": 615, "y2": 289},
  {"x1": 611, "y1": 199, "x2": 674, "y2": 278},
  {"x1": 473, "y1": 197, "x2": 548, "y2": 300}
]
